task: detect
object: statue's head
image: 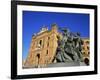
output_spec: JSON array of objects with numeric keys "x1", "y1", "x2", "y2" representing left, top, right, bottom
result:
[
  {"x1": 76, "y1": 32, "x2": 80, "y2": 36},
  {"x1": 63, "y1": 28, "x2": 69, "y2": 33},
  {"x1": 63, "y1": 29, "x2": 67, "y2": 32}
]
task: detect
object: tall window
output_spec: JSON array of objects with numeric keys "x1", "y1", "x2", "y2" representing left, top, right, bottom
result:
[
  {"x1": 46, "y1": 50, "x2": 48, "y2": 55},
  {"x1": 36, "y1": 54, "x2": 40, "y2": 64},
  {"x1": 37, "y1": 40, "x2": 42, "y2": 48},
  {"x1": 39, "y1": 40, "x2": 42, "y2": 46},
  {"x1": 47, "y1": 42, "x2": 49, "y2": 47},
  {"x1": 47, "y1": 37, "x2": 50, "y2": 47},
  {"x1": 48, "y1": 37, "x2": 50, "y2": 40},
  {"x1": 88, "y1": 52, "x2": 90, "y2": 55}
]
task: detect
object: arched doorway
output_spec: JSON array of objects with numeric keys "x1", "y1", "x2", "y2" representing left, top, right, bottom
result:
[
  {"x1": 35, "y1": 54, "x2": 40, "y2": 67},
  {"x1": 84, "y1": 58, "x2": 89, "y2": 65}
]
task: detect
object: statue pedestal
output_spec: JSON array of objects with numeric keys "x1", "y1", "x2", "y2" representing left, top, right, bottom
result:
[
  {"x1": 23, "y1": 62, "x2": 86, "y2": 69},
  {"x1": 47, "y1": 62, "x2": 86, "y2": 67}
]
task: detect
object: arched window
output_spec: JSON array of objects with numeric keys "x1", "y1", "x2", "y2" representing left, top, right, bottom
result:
[
  {"x1": 86, "y1": 41, "x2": 89, "y2": 44},
  {"x1": 83, "y1": 52, "x2": 85, "y2": 55},
  {"x1": 87, "y1": 46, "x2": 89, "y2": 50},
  {"x1": 82, "y1": 46, "x2": 85, "y2": 50},
  {"x1": 37, "y1": 54, "x2": 40, "y2": 58},
  {"x1": 37, "y1": 40, "x2": 42, "y2": 48}
]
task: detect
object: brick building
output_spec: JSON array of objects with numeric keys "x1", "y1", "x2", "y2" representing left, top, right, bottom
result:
[
  {"x1": 81, "y1": 38, "x2": 90, "y2": 64},
  {"x1": 24, "y1": 24, "x2": 61, "y2": 68}
]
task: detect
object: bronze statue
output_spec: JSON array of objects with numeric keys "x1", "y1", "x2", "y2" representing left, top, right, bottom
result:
[{"x1": 55, "y1": 27, "x2": 83, "y2": 63}]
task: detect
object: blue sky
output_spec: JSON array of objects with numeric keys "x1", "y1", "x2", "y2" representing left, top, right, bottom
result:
[{"x1": 22, "y1": 11, "x2": 90, "y2": 60}]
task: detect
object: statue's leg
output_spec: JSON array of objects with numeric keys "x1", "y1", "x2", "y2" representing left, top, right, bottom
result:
[
  {"x1": 63, "y1": 52, "x2": 73, "y2": 62},
  {"x1": 61, "y1": 52, "x2": 66, "y2": 62},
  {"x1": 77, "y1": 51, "x2": 83, "y2": 61},
  {"x1": 72, "y1": 50, "x2": 80, "y2": 62},
  {"x1": 73, "y1": 53, "x2": 79, "y2": 62},
  {"x1": 56, "y1": 52, "x2": 63, "y2": 62},
  {"x1": 74, "y1": 48, "x2": 83, "y2": 61},
  {"x1": 64, "y1": 46, "x2": 75, "y2": 61}
]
